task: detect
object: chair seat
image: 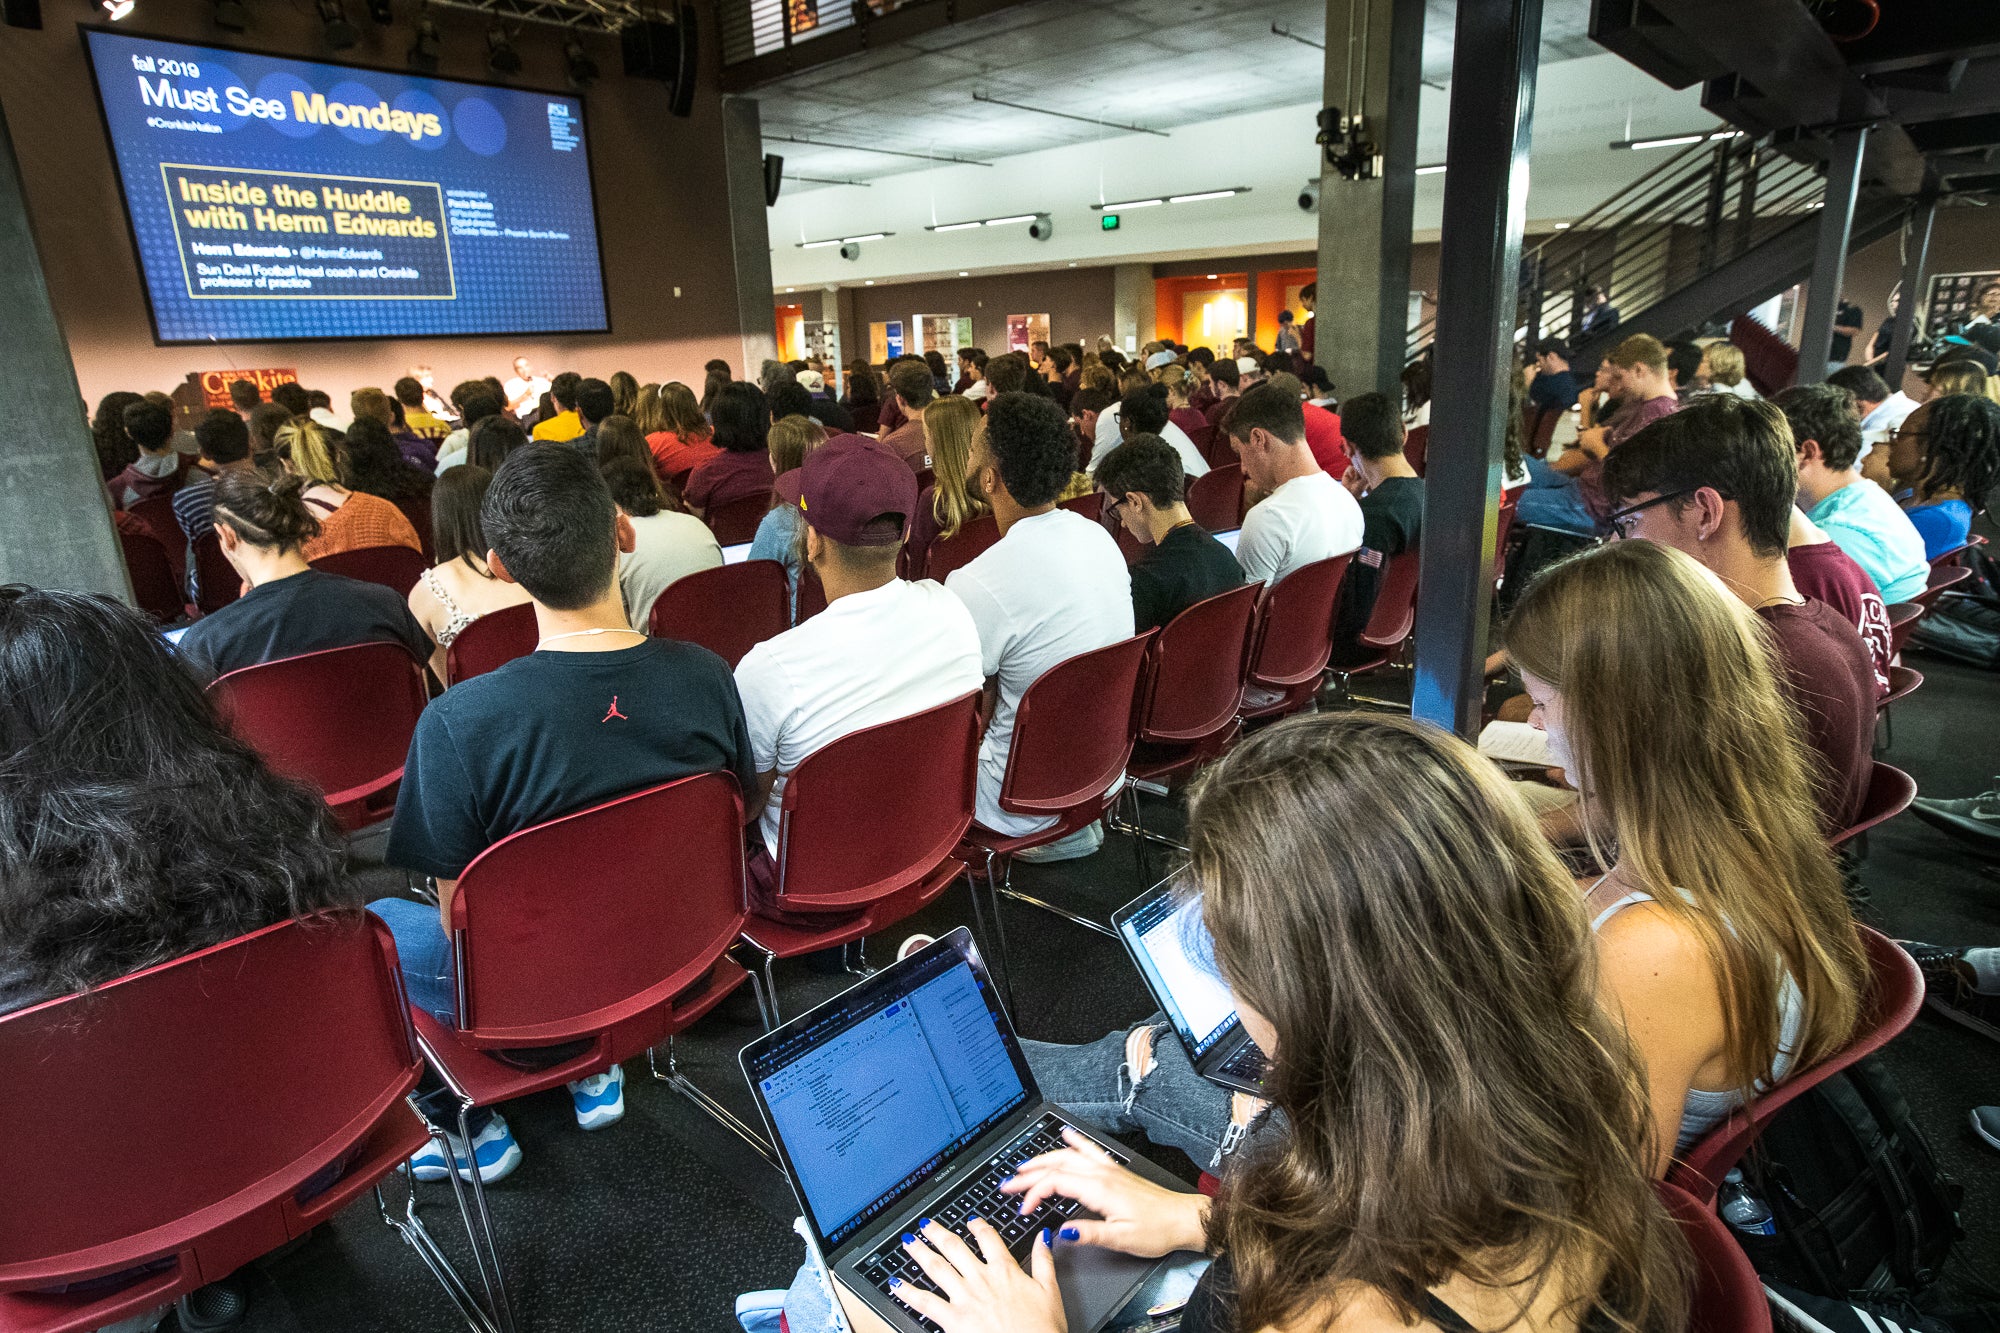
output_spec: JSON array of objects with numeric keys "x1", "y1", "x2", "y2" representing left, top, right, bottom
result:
[
  {"x1": 1127, "y1": 728, "x2": 1238, "y2": 786},
  {"x1": 1238, "y1": 678, "x2": 1320, "y2": 722},
  {"x1": 411, "y1": 958, "x2": 748, "y2": 1109},
  {"x1": 743, "y1": 857, "x2": 966, "y2": 959},
  {"x1": 958, "y1": 790, "x2": 1118, "y2": 859}
]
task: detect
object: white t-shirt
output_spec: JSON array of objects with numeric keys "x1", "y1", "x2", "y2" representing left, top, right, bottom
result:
[
  {"x1": 434, "y1": 427, "x2": 470, "y2": 475},
  {"x1": 1858, "y1": 390, "x2": 1919, "y2": 462},
  {"x1": 504, "y1": 374, "x2": 551, "y2": 420},
  {"x1": 947, "y1": 510, "x2": 1135, "y2": 835},
  {"x1": 735, "y1": 578, "x2": 985, "y2": 855},
  {"x1": 619, "y1": 510, "x2": 723, "y2": 629},
  {"x1": 1235, "y1": 470, "x2": 1365, "y2": 587},
  {"x1": 963, "y1": 381, "x2": 992, "y2": 402},
  {"x1": 1086, "y1": 419, "x2": 1209, "y2": 479}
]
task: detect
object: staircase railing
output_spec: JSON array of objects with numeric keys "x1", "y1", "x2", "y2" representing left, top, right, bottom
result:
[{"x1": 1406, "y1": 130, "x2": 1829, "y2": 359}]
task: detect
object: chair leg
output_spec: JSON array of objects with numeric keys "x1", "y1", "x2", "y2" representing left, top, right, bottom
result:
[
  {"x1": 844, "y1": 937, "x2": 875, "y2": 978},
  {"x1": 737, "y1": 940, "x2": 781, "y2": 1031},
  {"x1": 983, "y1": 855, "x2": 1019, "y2": 1016},
  {"x1": 453, "y1": 1099, "x2": 518, "y2": 1333},
  {"x1": 375, "y1": 1140, "x2": 506, "y2": 1333},
  {"x1": 995, "y1": 843, "x2": 1119, "y2": 940},
  {"x1": 648, "y1": 1038, "x2": 779, "y2": 1166}
]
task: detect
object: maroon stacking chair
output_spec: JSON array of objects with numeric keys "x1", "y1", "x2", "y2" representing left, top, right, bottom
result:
[
  {"x1": 648, "y1": 560, "x2": 789, "y2": 669},
  {"x1": 119, "y1": 526, "x2": 185, "y2": 625},
  {"x1": 209, "y1": 642, "x2": 429, "y2": 833},
  {"x1": 124, "y1": 494, "x2": 188, "y2": 590},
  {"x1": 1403, "y1": 424, "x2": 1430, "y2": 477},
  {"x1": 925, "y1": 512, "x2": 1003, "y2": 583},
  {"x1": 395, "y1": 496, "x2": 436, "y2": 561},
  {"x1": 705, "y1": 492, "x2": 772, "y2": 546},
  {"x1": 740, "y1": 692, "x2": 982, "y2": 1024},
  {"x1": 310, "y1": 544, "x2": 431, "y2": 597},
  {"x1": 1058, "y1": 491, "x2": 1104, "y2": 523},
  {"x1": 0, "y1": 916, "x2": 486, "y2": 1333},
  {"x1": 956, "y1": 632, "x2": 1154, "y2": 990},
  {"x1": 1185, "y1": 463, "x2": 1245, "y2": 534},
  {"x1": 1114, "y1": 583, "x2": 1263, "y2": 889},
  {"x1": 191, "y1": 532, "x2": 242, "y2": 615},
  {"x1": 1912, "y1": 561, "x2": 1972, "y2": 610},
  {"x1": 1878, "y1": 664, "x2": 1922, "y2": 713},
  {"x1": 1329, "y1": 544, "x2": 1424, "y2": 705},
  {"x1": 1494, "y1": 490, "x2": 1521, "y2": 586},
  {"x1": 1669, "y1": 926, "x2": 1922, "y2": 1206},
  {"x1": 1654, "y1": 1180, "x2": 1774, "y2": 1333},
  {"x1": 796, "y1": 565, "x2": 828, "y2": 623},
  {"x1": 1885, "y1": 600, "x2": 1925, "y2": 657},
  {"x1": 1184, "y1": 421, "x2": 1220, "y2": 467},
  {"x1": 1829, "y1": 760, "x2": 1917, "y2": 850},
  {"x1": 1925, "y1": 541, "x2": 1970, "y2": 569},
  {"x1": 1525, "y1": 407, "x2": 1560, "y2": 460},
  {"x1": 445, "y1": 603, "x2": 539, "y2": 686},
  {"x1": 1237, "y1": 553, "x2": 1355, "y2": 723},
  {"x1": 1195, "y1": 422, "x2": 1235, "y2": 469},
  {"x1": 412, "y1": 773, "x2": 754, "y2": 1329}
]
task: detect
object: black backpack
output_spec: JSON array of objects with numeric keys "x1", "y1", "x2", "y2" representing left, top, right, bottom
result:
[
  {"x1": 1725, "y1": 1054, "x2": 1964, "y2": 1303},
  {"x1": 1910, "y1": 544, "x2": 2000, "y2": 670}
]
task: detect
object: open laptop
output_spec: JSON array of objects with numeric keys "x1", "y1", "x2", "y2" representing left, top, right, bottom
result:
[
  {"x1": 741, "y1": 928, "x2": 1197, "y2": 1333},
  {"x1": 720, "y1": 541, "x2": 754, "y2": 564},
  {"x1": 1112, "y1": 881, "x2": 1268, "y2": 1095},
  {"x1": 1210, "y1": 527, "x2": 1242, "y2": 555}
]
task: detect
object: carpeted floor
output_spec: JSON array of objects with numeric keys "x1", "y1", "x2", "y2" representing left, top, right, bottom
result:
[{"x1": 208, "y1": 648, "x2": 2000, "y2": 1333}]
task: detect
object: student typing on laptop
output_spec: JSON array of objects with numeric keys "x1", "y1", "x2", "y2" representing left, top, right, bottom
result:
[{"x1": 782, "y1": 715, "x2": 1692, "y2": 1333}]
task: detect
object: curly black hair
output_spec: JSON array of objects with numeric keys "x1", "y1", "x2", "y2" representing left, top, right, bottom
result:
[
  {"x1": 1919, "y1": 393, "x2": 2000, "y2": 512},
  {"x1": 984, "y1": 392, "x2": 1077, "y2": 507},
  {"x1": 0, "y1": 587, "x2": 359, "y2": 1013}
]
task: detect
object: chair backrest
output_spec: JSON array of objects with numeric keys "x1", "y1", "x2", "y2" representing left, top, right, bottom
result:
[
  {"x1": 705, "y1": 491, "x2": 772, "y2": 546},
  {"x1": 1925, "y1": 542, "x2": 1968, "y2": 569},
  {"x1": 924, "y1": 512, "x2": 1003, "y2": 583},
  {"x1": 1654, "y1": 1180, "x2": 1774, "y2": 1333},
  {"x1": 1879, "y1": 663, "x2": 1923, "y2": 710},
  {"x1": 192, "y1": 532, "x2": 241, "y2": 614},
  {"x1": 1884, "y1": 600, "x2": 1924, "y2": 656},
  {"x1": 998, "y1": 631, "x2": 1154, "y2": 815},
  {"x1": 394, "y1": 496, "x2": 435, "y2": 561},
  {"x1": 1831, "y1": 760, "x2": 1917, "y2": 847},
  {"x1": 1403, "y1": 424, "x2": 1430, "y2": 476},
  {"x1": 770, "y1": 692, "x2": 981, "y2": 913},
  {"x1": 1185, "y1": 463, "x2": 1245, "y2": 533},
  {"x1": 0, "y1": 916, "x2": 420, "y2": 1294},
  {"x1": 119, "y1": 526, "x2": 184, "y2": 625},
  {"x1": 1495, "y1": 490, "x2": 1521, "y2": 583},
  {"x1": 1670, "y1": 926, "x2": 1923, "y2": 1203},
  {"x1": 308, "y1": 544, "x2": 431, "y2": 597},
  {"x1": 445, "y1": 602, "x2": 540, "y2": 685},
  {"x1": 1358, "y1": 542, "x2": 1423, "y2": 649},
  {"x1": 1244, "y1": 553, "x2": 1355, "y2": 690},
  {"x1": 1914, "y1": 561, "x2": 1972, "y2": 609},
  {"x1": 1195, "y1": 421, "x2": 1235, "y2": 468},
  {"x1": 1058, "y1": 491, "x2": 1104, "y2": 523},
  {"x1": 209, "y1": 641, "x2": 429, "y2": 824},
  {"x1": 124, "y1": 495, "x2": 187, "y2": 585},
  {"x1": 451, "y1": 772, "x2": 748, "y2": 1047},
  {"x1": 1134, "y1": 582, "x2": 1262, "y2": 746},
  {"x1": 1526, "y1": 407, "x2": 1560, "y2": 459},
  {"x1": 647, "y1": 559, "x2": 789, "y2": 669},
  {"x1": 1184, "y1": 420, "x2": 1217, "y2": 459}
]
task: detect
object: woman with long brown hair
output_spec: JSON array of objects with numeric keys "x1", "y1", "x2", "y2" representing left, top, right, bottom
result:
[
  {"x1": 1506, "y1": 539, "x2": 1867, "y2": 1168},
  {"x1": 647, "y1": 381, "x2": 720, "y2": 485},
  {"x1": 835, "y1": 715, "x2": 1691, "y2": 1333},
  {"x1": 902, "y1": 396, "x2": 988, "y2": 577}
]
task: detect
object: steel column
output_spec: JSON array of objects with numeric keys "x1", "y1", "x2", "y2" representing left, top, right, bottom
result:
[
  {"x1": 1797, "y1": 125, "x2": 1869, "y2": 385},
  {"x1": 1883, "y1": 197, "x2": 1934, "y2": 390},
  {"x1": 1410, "y1": 0, "x2": 1542, "y2": 738}
]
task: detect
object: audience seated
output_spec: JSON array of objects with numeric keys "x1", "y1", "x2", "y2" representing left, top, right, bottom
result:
[
  {"x1": 1827, "y1": 365, "x2": 1919, "y2": 458},
  {"x1": 376, "y1": 443, "x2": 756, "y2": 1181},
  {"x1": 1786, "y1": 508, "x2": 1893, "y2": 698},
  {"x1": 878, "y1": 362, "x2": 934, "y2": 471},
  {"x1": 176, "y1": 470, "x2": 432, "y2": 678},
  {"x1": 1517, "y1": 333, "x2": 1680, "y2": 536},
  {"x1": 1779, "y1": 384, "x2": 1929, "y2": 604},
  {"x1": 686, "y1": 383, "x2": 776, "y2": 519},
  {"x1": 352, "y1": 386, "x2": 435, "y2": 472},
  {"x1": 432, "y1": 382, "x2": 504, "y2": 476},
  {"x1": 903, "y1": 397, "x2": 988, "y2": 577},
  {"x1": 396, "y1": 376, "x2": 451, "y2": 442},
  {"x1": 530, "y1": 371, "x2": 584, "y2": 443},
  {"x1": 0, "y1": 584, "x2": 360, "y2": 1019},
  {"x1": 107, "y1": 397, "x2": 183, "y2": 509},
  {"x1": 1697, "y1": 342, "x2": 1759, "y2": 401},
  {"x1": 1093, "y1": 383, "x2": 1209, "y2": 479},
  {"x1": 173, "y1": 409, "x2": 258, "y2": 587},
  {"x1": 1094, "y1": 434, "x2": 1242, "y2": 632},
  {"x1": 1527, "y1": 337, "x2": 1582, "y2": 413},
  {"x1": 945, "y1": 392, "x2": 1133, "y2": 862},
  {"x1": 468, "y1": 412, "x2": 530, "y2": 472},
  {"x1": 1600, "y1": 395, "x2": 1878, "y2": 830},
  {"x1": 749, "y1": 414, "x2": 831, "y2": 607},
  {"x1": 407, "y1": 464, "x2": 532, "y2": 680},
  {"x1": 841, "y1": 361, "x2": 883, "y2": 435},
  {"x1": 1268, "y1": 372, "x2": 1350, "y2": 478},
  {"x1": 342, "y1": 416, "x2": 434, "y2": 513},
  {"x1": 734, "y1": 436, "x2": 984, "y2": 911},
  {"x1": 91, "y1": 390, "x2": 145, "y2": 479},
  {"x1": 647, "y1": 381, "x2": 722, "y2": 484},
  {"x1": 1065, "y1": 386, "x2": 1118, "y2": 467},
  {"x1": 1225, "y1": 382, "x2": 1364, "y2": 587},
  {"x1": 275, "y1": 418, "x2": 423, "y2": 561},
  {"x1": 1886, "y1": 394, "x2": 2000, "y2": 557},
  {"x1": 1330, "y1": 391, "x2": 1423, "y2": 657},
  {"x1": 572, "y1": 377, "x2": 616, "y2": 452},
  {"x1": 1507, "y1": 540, "x2": 1867, "y2": 1167},
  {"x1": 602, "y1": 456, "x2": 721, "y2": 632}
]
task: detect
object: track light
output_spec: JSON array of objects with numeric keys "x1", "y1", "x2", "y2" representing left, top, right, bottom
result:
[
  {"x1": 563, "y1": 31, "x2": 598, "y2": 88},
  {"x1": 486, "y1": 24, "x2": 520, "y2": 74},
  {"x1": 101, "y1": 0, "x2": 134, "y2": 19},
  {"x1": 1609, "y1": 129, "x2": 1743, "y2": 151},
  {"x1": 1415, "y1": 164, "x2": 1447, "y2": 176},
  {"x1": 1090, "y1": 188, "x2": 1249, "y2": 211},
  {"x1": 315, "y1": 0, "x2": 357, "y2": 47},
  {"x1": 212, "y1": 0, "x2": 247, "y2": 31},
  {"x1": 407, "y1": 8, "x2": 440, "y2": 71}
]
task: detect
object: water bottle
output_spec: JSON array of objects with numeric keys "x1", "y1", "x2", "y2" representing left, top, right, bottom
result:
[{"x1": 1718, "y1": 1167, "x2": 1777, "y2": 1237}]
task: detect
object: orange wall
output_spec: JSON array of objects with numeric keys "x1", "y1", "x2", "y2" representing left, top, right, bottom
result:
[
  {"x1": 774, "y1": 304, "x2": 806, "y2": 361},
  {"x1": 1254, "y1": 268, "x2": 1315, "y2": 349},
  {"x1": 1153, "y1": 275, "x2": 1247, "y2": 349}
]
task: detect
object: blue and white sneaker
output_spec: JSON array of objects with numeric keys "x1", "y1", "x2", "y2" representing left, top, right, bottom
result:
[
  {"x1": 568, "y1": 1063, "x2": 625, "y2": 1130},
  {"x1": 409, "y1": 1112, "x2": 523, "y2": 1185}
]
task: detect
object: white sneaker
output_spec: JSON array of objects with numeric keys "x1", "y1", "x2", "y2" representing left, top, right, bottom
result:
[
  {"x1": 896, "y1": 934, "x2": 936, "y2": 962},
  {"x1": 568, "y1": 1062, "x2": 626, "y2": 1130},
  {"x1": 409, "y1": 1111, "x2": 524, "y2": 1185},
  {"x1": 1014, "y1": 821, "x2": 1105, "y2": 864}
]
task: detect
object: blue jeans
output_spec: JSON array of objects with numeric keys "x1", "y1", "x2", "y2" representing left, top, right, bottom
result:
[
  {"x1": 1514, "y1": 456, "x2": 1600, "y2": 536},
  {"x1": 369, "y1": 897, "x2": 492, "y2": 1134}
]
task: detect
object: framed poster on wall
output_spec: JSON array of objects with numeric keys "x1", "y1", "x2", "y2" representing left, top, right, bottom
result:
[
  {"x1": 1006, "y1": 314, "x2": 1050, "y2": 352},
  {"x1": 1926, "y1": 271, "x2": 2000, "y2": 339},
  {"x1": 868, "y1": 320, "x2": 905, "y2": 363},
  {"x1": 911, "y1": 313, "x2": 961, "y2": 360}
]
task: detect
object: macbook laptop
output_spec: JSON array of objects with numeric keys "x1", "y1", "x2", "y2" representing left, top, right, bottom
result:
[
  {"x1": 1112, "y1": 881, "x2": 1268, "y2": 1095},
  {"x1": 1211, "y1": 527, "x2": 1241, "y2": 555},
  {"x1": 721, "y1": 541, "x2": 754, "y2": 564},
  {"x1": 741, "y1": 928, "x2": 1196, "y2": 1333}
]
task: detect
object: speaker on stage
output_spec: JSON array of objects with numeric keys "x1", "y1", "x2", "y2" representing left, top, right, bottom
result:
[
  {"x1": 763, "y1": 154, "x2": 783, "y2": 207},
  {"x1": 621, "y1": 4, "x2": 698, "y2": 118}
]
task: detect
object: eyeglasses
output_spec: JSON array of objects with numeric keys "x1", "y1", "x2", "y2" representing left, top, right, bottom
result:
[
  {"x1": 1100, "y1": 491, "x2": 1126, "y2": 520},
  {"x1": 1604, "y1": 487, "x2": 1696, "y2": 539}
]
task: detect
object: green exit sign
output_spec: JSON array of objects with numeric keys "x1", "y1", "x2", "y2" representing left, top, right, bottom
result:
[{"x1": 1101, "y1": 213, "x2": 1120, "y2": 231}]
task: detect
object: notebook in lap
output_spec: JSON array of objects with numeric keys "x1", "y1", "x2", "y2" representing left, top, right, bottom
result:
[
  {"x1": 741, "y1": 928, "x2": 1197, "y2": 1333},
  {"x1": 1112, "y1": 881, "x2": 1269, "y2": 1095}
]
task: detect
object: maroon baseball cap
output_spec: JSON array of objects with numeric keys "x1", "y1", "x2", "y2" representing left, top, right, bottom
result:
[{"x1": 775, "y1": 433, "x2": 918, "y2": 546}]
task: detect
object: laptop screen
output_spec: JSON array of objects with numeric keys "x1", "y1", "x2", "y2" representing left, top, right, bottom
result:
[
  {"x1": 1211, "y1": 528, "x2": 1242, "y2": 555},
  {"x1": 1119, "y1": 889, "x2": 1240, "y2": 1059},
  {"x1": 743, "y1": 932, "x2": 1032, "y2": 1249},
  {"x1": 720, "y1": 542, "x2": 754, "y2": 565}
]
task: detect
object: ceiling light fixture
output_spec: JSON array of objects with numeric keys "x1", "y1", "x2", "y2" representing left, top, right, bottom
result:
[
  {"x1": 797, "y1": 232, "x2": 895, "y2": 249},
  {"x1": 1415, "y1": 164, "x2": 1447, "y2": 176},
  {"x1": 1095, "y1": 198, "x2": 1163, "y2": 210},
  {"x1": 1167, "y1": 189, "x2": 1242, "y2": 203},
  {"x1": 924, "y1": 213, "x2": 1045, "y2": 232},
  {"x1": 958, "y1": 271, "x2": 969, "y2": 277},
  {"x1": 983, "y1": 214, "x2": 1037, "y2": 226},
  {"x1": 1554, "y1": 221, "x2": 1571, "y2": 229},
  {"x1": 1610, "y1": 129, "x2": 1743, "y2": 151},
  {"x1": 1092, "y1": 189, "x2": 1248, "y2": 211},
  {"x1": 101, "y1": 0, "x2": 134, "y2": 18}
]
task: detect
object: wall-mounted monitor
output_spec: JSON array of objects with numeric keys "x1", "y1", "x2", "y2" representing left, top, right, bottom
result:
[{"x1": 84, "y1": 28, "x2": 609, "y2": 344}]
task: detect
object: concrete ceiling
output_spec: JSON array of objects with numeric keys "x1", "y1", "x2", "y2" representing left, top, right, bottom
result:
[{"x1": 754, "y1": 0, "x2": 1605, "y2": 190}]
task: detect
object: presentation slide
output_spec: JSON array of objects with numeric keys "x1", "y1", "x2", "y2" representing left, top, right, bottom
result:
[{"x1": 84, "y1": 29, "x2": 609, "y2": 344}]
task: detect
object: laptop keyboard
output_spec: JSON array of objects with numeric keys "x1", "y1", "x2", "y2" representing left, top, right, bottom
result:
[
  {"x1": 1217, "y1": 1041, "x2": 1268, "y2": 1085},
  {"x1": 856, "y1": 1113, "x2": 1104, "y2": 1328}
]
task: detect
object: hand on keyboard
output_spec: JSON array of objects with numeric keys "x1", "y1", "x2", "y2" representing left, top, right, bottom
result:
[
  {"x1": 1001, "y1": 1126, "x2": 1210, "y2": 1259},
  {"x1": 887, "y1": 1217, "x2": 1067, "y2": 1333}
]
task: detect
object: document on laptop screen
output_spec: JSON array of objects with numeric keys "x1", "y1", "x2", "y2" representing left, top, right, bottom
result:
[
  {"x1": 757, "y1": 961, "x2": 1027, "y2": 1244},
  {"x1": 1138, "y1": 897, "x2": 1239, "y2": 1051}
]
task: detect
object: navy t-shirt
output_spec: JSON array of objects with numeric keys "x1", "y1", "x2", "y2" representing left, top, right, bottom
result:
[
  {"x1": 385, "y1": 639, "x2": 757, "y2": 880},
  {"x1": 177, "y1": 568, "x2": 432, "y2": 678},
  {"x1": 1528, "y1": 369, "x2": 1581, "y2": 413}
]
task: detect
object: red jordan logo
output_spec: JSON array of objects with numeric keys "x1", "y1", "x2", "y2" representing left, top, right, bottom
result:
[{"x1": 602, "y1": 696, "x2": 628, "y2": 723}]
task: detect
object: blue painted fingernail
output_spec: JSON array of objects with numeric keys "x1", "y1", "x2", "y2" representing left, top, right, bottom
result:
[
  {"x1": 1059, "y1": 1226, "x2": 1080, "y2": 1241},
  {"x1": 919, "y1": 1217, "x2": 934, "y2": 1228},
  {"x1": 902, "y1": 1232, "x2": 917, "y2": 1245},
  {"x1": 1042, "y1": 1228, "x2": 1052, "y2": 1245},
  {"x1": 889, "y1": 1277, "x2": 903, "y2": 1288}
]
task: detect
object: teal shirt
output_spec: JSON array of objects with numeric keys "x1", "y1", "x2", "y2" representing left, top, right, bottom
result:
[{"x1": 1806, "y1": 480, "x2": 1930, "y2": 604}]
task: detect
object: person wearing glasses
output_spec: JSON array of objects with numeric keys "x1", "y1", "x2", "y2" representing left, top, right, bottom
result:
[
  {"x1": 1095, "y1": 434, "x2": 1243, "y2": 633},
  {"x1": 1600, "y1": 395, "x2": 1876, "y2": 833}
]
